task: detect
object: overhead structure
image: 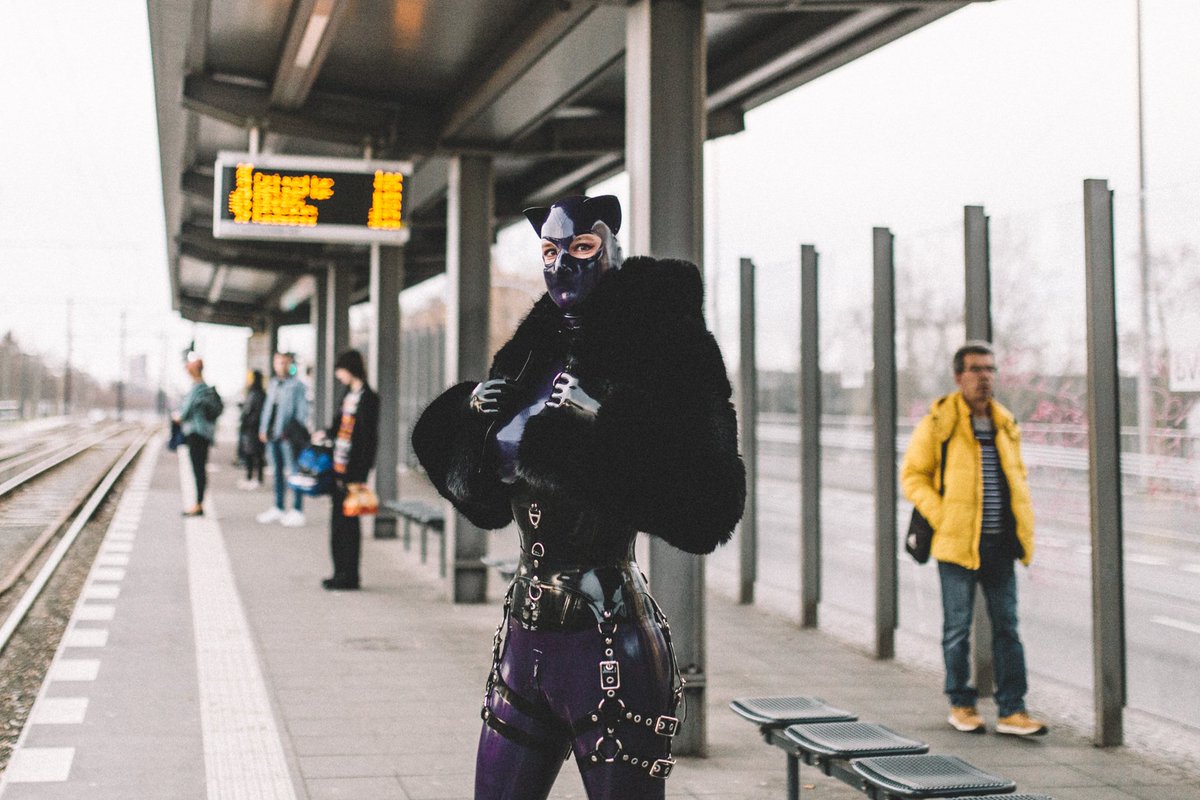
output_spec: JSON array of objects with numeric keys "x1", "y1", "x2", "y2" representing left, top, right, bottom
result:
[{"x1": 147, "y1": 0, "x2": 988, "y2": 327}]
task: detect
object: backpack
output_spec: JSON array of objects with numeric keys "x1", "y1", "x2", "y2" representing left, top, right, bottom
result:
[{"x1": 202, "y1": 387, "x2": 224, "y2": 422}]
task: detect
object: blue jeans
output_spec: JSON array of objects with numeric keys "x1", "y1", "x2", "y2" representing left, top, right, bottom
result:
[
  {"x1": 938, "y1": 540, "x2": 1028, "y2": 717},
  {"x1": 268, "y1": 438, "x2": 303, "y2": 512}
]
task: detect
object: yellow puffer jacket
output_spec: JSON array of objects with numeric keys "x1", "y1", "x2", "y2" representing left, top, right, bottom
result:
[{"x1": 900, "y1": 391, "x2": 1034, "y2": 569}]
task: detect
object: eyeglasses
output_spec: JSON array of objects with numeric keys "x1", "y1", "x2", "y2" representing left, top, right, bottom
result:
[{"x1": 965, "y1": 365, "x2": 998, "y2": 375}]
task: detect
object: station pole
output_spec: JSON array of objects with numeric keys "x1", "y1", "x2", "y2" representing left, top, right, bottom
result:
[
  {"x1": 444, "y1": 155, "x2": 493, "y2": 603},
  {"x1": 799, "y1": 244, "x2": 821, "y2": 628},
  {"x1": 1084, "y1": 178, "x2": 1127, "y2": 747},
  {"x1": 873, "y1": 227, "x2": 897, "y2": 660},
  {"x1": 964, "y1": 205, "x2": 994, "y2": 699},
  {"x1": 738, "y1": 258, "x2": 757, "y2": 605},
  {"x1": 626, "y1": 0, "x2": 707, "y2": 755}
]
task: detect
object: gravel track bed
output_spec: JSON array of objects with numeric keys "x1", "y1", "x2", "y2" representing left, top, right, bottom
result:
[{"x1": 0, "y1": 444, "x2": 137, "y2": 774}]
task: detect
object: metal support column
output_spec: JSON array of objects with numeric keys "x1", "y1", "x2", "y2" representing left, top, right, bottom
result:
[
  {"x1": 799, "y1": 244, "x2": 822, "y2": 628},
  {"x1": 873, "y1": 227, "x2": 897, "y2": 660},
  {"x1": 325, "y1": 264, "x2": 352, "y2": 423},
  {"x1": 445, "y1": 154, "x2": 493, "y2": 603},
  {"x1": 371, "y1": 244, "x2": 403, "y2": 539},
  {"x1": 738, "y1": 258, "x2": 757, "y2": 605},
  {"x1": 312, "y1": 277, "x2": 329, "y2": 425},
  {"x1": 1083, "y1": 178, "x2": 1126, "y2": 746},
  {"x1": 247, "y1": 329, "x2": 274, "y2": 377},
  {"x1": 964, "y1": 204, "x2": 994, "y2": 698},
  {"x1": 626, "y1": 0, "x2": 707, "y2": 756}
]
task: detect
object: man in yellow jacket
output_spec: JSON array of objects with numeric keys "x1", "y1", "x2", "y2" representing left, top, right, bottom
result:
[{"x1": 901, "y1": 341, "x2": 1047, "y2": 737}]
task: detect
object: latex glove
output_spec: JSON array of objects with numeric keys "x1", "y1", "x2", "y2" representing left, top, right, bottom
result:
[
  {"x1": 546, "y1": 372, "x2": 601, "y2": 417},
  {"x1": 469, "y1": 379, "x2": 525, "y2": 416}
]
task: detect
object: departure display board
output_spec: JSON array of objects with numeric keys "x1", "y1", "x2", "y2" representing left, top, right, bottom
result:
[{"x1": 213, "y1": 152, "x2": 412, "y2": 244}]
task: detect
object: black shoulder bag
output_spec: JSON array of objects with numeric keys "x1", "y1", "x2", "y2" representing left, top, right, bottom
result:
[{"x1": 904, "y1": 436, "x2": 950, "y2": 564}]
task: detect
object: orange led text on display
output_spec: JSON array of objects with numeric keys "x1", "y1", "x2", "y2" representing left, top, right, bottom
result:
[
  {"x1": 368, "y1": 170, "x2": 404, "y2": 230},
  {"x1": 227, "y1": 164, "x2": 336, "y2": 227}
]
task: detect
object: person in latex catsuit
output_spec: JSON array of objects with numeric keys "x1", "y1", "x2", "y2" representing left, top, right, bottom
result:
[{"x1": 411, "y1": 195, "x2": 744, "y2": 800}]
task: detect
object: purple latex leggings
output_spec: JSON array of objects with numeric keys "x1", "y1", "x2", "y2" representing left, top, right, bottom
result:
[{"x1": 474, "y1": 613, "x2": 676, "y2": 799}]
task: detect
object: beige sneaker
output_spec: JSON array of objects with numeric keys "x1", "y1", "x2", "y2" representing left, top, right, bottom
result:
[
  {"x1": 948, "y1": 706, "x2": 986, "y2": 733},
  {"x1": 996, "y1": 711, "x2": 1048, "y2": 736}
]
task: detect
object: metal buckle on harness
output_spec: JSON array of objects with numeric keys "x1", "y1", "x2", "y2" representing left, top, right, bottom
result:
[
  {"x1": 599, "y1": 660, "x2": 621, "y2": 691},
  {"x1": 527, "y1": 581, "x2": 542, "y2": 602},
  {"x1": 528, "y1": 503, "x2": 542, "y2": 528},
  {"x1": 649, "y1": 757, "x2": 675, "y2": 779},
  {"x1": 530, "y1": 541, "x2": 545, "y2": 558},
  {"x1": 653, "y1": 715, "x2": 680, "y2": 737}
]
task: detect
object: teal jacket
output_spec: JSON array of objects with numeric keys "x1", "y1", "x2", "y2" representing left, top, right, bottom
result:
[{"x1": 180, "y1": 382, "x2": 221, "y2": 442}]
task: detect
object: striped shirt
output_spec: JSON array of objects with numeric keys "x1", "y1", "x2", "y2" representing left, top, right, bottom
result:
[{"x1": 972, "y1": 415, "x2": 1003, "y2": 536}]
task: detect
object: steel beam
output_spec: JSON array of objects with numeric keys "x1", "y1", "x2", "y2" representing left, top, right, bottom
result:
[
  {"x1": 739, "y1": 258, "x2": 758, "y2": 605},
  {"x1": 444, "y1": 155, "x2": 494, "y2": 604},
  {"x1": 1083, "y1": 178, "x2": 1126, "y2": 747},
  {"x1": 799, "y1": 244, "x2": 821, "y2": 628},
  {"x1": 626, "y1": 0, "x2": 707, "y2": 756},
  {"x1": 440, "y1": 3, "x2": 601, "y2": 139},
  {"x1": 183, "y1": 74, "x2": 439, "y2": 149},
  {"x1": 873, "y1": 227, "x2": 897, "y2": 660},
  {"x1": 270, "y1": 0, "x2": 350, "y2": 109},
  {"x1": 718, "y1": 4, "x2": 971, "y2": 113}
]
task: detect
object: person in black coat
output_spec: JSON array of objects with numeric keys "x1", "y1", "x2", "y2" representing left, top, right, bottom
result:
[
  {"x1": 238, "y1": 370, "x2": 267, "y2": 488},
  {"x1": 412, "y1": 195, "x2": 744, "y2": 798},
  {"x1": 315, "y1": 350, "x2": 379, "y2": 590}
]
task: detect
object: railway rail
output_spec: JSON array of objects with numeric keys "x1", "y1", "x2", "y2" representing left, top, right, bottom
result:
[
  {"x1": 0, "y1": 423, "x2": 154, "y2": 653},
  {"x1": 0, "y1": 421, "x2": 156, "y2": 771}
]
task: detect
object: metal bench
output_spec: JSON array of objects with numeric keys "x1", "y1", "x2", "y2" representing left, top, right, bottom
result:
[
  {"x1": 782, "y1": 721, "x2": 928, "y2": 795},
  {"x1": 730, "y1": 696, "x2": 857, "y2": 799},
  {"x1": 850, "y1": 754, "x2": 1018, "y2": 799},
  {"x1": 383, "y1": 500, "x2": 446, "y2": 576}
]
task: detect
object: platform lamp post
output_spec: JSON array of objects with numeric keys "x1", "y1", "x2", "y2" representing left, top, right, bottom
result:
[{"x1": 1134, "y1": 0, "x2": 1155, "y2": 465}]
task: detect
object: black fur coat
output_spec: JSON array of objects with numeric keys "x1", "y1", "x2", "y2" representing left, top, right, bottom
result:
[{"x1": 411, "y1": 256, "x2": 745, "y2": 555}]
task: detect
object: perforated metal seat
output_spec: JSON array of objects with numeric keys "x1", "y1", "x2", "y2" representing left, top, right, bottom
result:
[
  {"x1": 729, "y1": 696, "x2": 857, "y2": 729},
  {"x1": 851, "y1": 754, "x2": 1017, "y2": 798},
  {"x1": 731, "y1": 697, "x2": 860, "y2": 800},
  {"x1": 784, "y1": 721, "x2": 928, "y2": 762}
]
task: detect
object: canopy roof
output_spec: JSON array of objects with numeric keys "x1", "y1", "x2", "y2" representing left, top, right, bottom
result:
[{"x1": 148, "y1": 0, "x2": 984, "y2": 328}]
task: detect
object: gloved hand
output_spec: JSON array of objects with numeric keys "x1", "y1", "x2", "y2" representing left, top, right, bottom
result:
[
  {"x1": 545, "y1": 372, "x2": 601, "y2": 417},
  {"x1": 469, "y1": 379, "x2": 525, "y2": 416}
]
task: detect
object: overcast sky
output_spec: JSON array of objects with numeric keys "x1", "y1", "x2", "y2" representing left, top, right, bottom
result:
[{"x1": 0, "y1": 0, "x2": 1196, "y2": 400}]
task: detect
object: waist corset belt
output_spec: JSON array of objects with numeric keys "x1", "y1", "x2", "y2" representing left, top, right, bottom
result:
[
  {"x1": 508, "y1": 491, "x2": 649, "y2": 631},
  {"x1": 510, "y1": 562, "x2": 654, "y2": 631}
]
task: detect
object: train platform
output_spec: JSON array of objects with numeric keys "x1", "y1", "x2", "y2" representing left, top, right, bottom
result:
[{"x1": 1, "y1": 441, "x2": 1197, "y2": 800}]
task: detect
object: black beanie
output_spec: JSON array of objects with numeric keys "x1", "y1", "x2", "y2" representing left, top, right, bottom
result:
[{"x1": 334, "y1": 349, "x2": 367, "y2": 381}]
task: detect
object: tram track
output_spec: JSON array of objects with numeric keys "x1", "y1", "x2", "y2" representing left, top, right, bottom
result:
[{"x1": 0, "y1": 423, "x2": 155, "y2": 771}]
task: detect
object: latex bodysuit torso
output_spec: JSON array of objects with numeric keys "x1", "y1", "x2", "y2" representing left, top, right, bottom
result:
[{"x1": 475, "y1": 333, "x2": 680, "y2": 800}]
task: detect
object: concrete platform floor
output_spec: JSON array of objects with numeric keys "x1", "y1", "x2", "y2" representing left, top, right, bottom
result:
[{"x1": 1, "y1": 443, "x2": 1197, "y2": 799}]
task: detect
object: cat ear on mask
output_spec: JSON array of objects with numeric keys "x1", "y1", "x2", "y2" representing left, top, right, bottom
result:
[
  {"x1": 523, "y1": 206, "x2": 552, "y2": 235},
  {"x1": 584, "y1": 195, "x2": 621, "y2": 236}
]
